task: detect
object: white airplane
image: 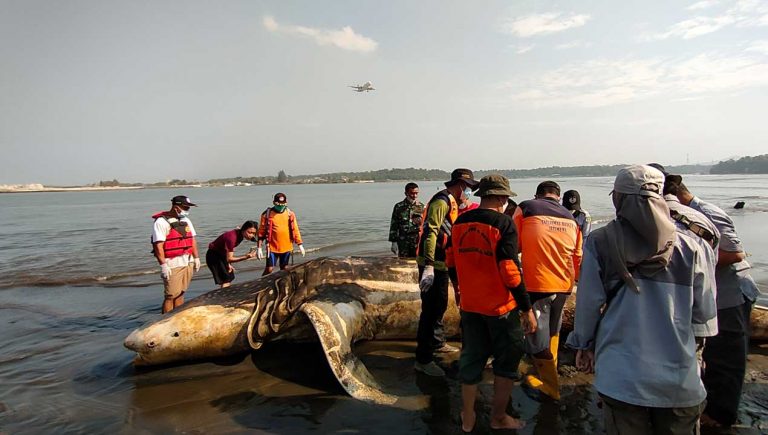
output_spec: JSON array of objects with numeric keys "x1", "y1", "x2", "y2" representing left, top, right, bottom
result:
[{"x1": 349, "y1": 81, "x2": 375, "y2": 92}]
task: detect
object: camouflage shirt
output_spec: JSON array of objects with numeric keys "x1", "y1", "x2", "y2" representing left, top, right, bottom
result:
[{"x1": 388, "y1": 198, "x2": 424, "y2": 243}]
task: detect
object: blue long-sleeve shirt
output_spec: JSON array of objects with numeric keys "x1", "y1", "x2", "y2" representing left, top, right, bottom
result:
[
  {"x1": 688, "y1": 196, "x2": 760, "y2": 309},
  {"x1": 566, "y1": 230, "x2": 717, "y2": 408},
  {"x1": 665, "y1": 194, "x2": 719, "y2": 337}
]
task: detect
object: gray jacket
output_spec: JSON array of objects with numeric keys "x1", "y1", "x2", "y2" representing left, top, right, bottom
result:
[{"x1": 567, "y1": 230, "x2": 716, "y2": 408}]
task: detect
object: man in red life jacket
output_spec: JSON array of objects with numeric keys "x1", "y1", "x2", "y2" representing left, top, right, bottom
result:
[{"x1": 151, "y1": 195, "x2": 201, "y2": 314}]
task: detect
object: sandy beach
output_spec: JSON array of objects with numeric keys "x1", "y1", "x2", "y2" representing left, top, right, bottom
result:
[{"x1": 0, "y1": 275, "x2": 766, "y2": 434}]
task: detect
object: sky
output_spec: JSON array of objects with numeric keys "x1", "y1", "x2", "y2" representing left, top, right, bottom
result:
[{"x1": 1, "y1": 0, "x2": 767, "y2": 185}]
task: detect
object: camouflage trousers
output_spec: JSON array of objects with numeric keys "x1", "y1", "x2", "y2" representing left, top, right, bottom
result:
[{"x1": 396, "y1": 240, "x2": 418, "y2": 258}]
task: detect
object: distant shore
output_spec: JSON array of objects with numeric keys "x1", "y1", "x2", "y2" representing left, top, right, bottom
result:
[{"x1": 0, "y1": 184, "x2": 147, "y2": 194}]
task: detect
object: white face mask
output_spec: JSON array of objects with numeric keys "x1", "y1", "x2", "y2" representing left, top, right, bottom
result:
[
  {"x1": 462, "y1": 187, "x2": 472, "y2": 201},
  {"x1": 177, "y1": 209, "x2": 190, "y2": 218}
]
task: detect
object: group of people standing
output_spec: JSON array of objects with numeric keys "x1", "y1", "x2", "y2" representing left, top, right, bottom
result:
[
  {"x1": 388, "y1": 165, "x2": 758, "y2": 433},
  {"x1": 150, "y1": 193, "x2": 305, "y2": 314}
]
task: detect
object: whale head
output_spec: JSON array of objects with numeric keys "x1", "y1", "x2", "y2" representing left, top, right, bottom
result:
[{"x1": 124, "y1": 305, "x2": 252, "y2": 366}]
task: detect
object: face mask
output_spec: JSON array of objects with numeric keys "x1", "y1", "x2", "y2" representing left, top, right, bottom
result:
[
  {"x1": 462, "y1": 187, "x2": 472, "y2": 201},
  {"x1": 458, "y1": 202, "x2": 468, "y2": 210},
  {"x1": 177, "y1": 209, "x2": 190, "y2": 218},
  {"x1": 273, "y1": 204, "x2": 287, "y2": 213}
]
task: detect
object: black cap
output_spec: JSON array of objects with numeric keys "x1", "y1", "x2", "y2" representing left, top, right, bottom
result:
[
  {"x1": 563, "y1": 190, "x2": 581, "y2": 211},
  {"x1": 171, "y1": 195, "x2": 197, "y2": 207},
  {"x1": 536, "y1": 181, "x2": 561, "y2": 197},
  {"x1": 445, "y1": 168, "x2": 479, "y2": 189},
  {"x1": 273, "y1": 192, "x2": 287, "y2": 203},
  {"x1": 663, "y1": 174, "x2": 684, "y2": 196},
  {"x1": 646, "y1": 163, "x2": 685, "y2": 195},
  {"x1": 647, "y1": 163, "x2": 669, "y2": 176}
]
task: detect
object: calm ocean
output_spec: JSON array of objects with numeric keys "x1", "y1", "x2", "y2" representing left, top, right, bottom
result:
[{"x1": 0, "y1": 175, "x2": 767, "y2": 290}]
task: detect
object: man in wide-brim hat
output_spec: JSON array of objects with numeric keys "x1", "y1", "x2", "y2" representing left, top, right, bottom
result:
[
  {"x1": 446, "y1": 174, "x2": 537, "y2": 431},
  {"x1": 413, "y1": 168, "x2": 478, "y2": 377}
]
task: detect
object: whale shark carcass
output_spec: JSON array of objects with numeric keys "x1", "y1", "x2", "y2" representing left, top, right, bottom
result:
[
  {"x1": 124, "y1": 257, "x2": 460, "y2": 404},
  {"x1": 124, "y1": 256, "x2": 768, "y2": 404}
]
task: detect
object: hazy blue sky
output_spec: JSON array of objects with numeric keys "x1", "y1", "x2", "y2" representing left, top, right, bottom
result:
[{"x1": 2, "y1": 0, "x2": 767, "y2": 185}]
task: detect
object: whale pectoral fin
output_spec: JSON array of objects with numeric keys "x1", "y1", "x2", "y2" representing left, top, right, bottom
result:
[{"x1": 300, "y1": 298, "x2": 398, "y2": 405}]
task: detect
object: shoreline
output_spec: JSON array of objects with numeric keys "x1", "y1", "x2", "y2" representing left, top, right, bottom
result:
[{"x1": 4, "y1": 173, "x2": 763, "y2": 194}]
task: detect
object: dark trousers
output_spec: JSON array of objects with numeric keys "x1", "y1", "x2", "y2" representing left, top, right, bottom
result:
[
  {"x1": 397, "y1": 241, "x2": 417, "y2": 258},
  {"x1": 416, "y1": 265, "x2": 449, "y2": 364},
  {"x1": 702, "y1": 300, "x2": 752, "y2": 426},
  {"x1": 601, "y1": 394, "x2": 704, "y2": 435}
]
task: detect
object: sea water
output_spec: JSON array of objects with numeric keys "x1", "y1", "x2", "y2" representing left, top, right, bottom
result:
[{"x1": 0, "y1": 175, "x2": 766, "y2": 290}]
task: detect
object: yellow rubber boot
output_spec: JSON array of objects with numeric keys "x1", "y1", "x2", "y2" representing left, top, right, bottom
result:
[
  {"x1": 525, "y1": 335, "x2": 560, "y2": 392},
  {"x1": 550, "y1": 334, "x2": 560, "y2": 361},
  {"x1": 524, "y1": 372, "x2": 544, "y2": 389},
  {"x1": 532, "y1": 357, "x2": 560, "y2": 400}
]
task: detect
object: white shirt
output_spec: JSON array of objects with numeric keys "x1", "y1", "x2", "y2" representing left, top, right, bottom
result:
[{"x1": 152, "y1": 216, "x2": 197, "y2": 269}]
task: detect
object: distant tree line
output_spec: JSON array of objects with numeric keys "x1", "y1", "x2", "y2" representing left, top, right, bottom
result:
[
  {"x1": 710, "y1": 154, "x2": 768, "y2": 174},
  {"x1": 477, "y1": 164, "x2": 711, "y2": 179},
  {"x1": 97, "y1": 179, "x2": 143, "y2": 187},
  {"x1": 101, "y1": 158, "x2": 767, "y2": 189}
]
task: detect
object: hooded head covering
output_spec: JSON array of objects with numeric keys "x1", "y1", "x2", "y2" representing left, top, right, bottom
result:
[
  {"x1": 594, "y1": 165, "x2": 676, "y2": 292},
  {"x1": 562, "y1": 190, "x2": 581, "y2": 211}
]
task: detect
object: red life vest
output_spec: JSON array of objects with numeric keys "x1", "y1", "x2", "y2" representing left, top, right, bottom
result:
[{"x1": 151, "y1": 212, "x2": 195, "y2": 259}]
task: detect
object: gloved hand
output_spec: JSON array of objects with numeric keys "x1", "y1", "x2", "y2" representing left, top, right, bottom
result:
[
  {"x1": 299, "y1": 244, "x2": 306, "y2": 257},
  {"x1": 419, "y1": 265, "x2": 434, "y2": 293},
  {"x1": 257, "y1": 247, "x2": 264, "y2": 260},
  {"x1": 160, "y1": 263, "x2": 172, "y2": 280},
  {"x1": 193, "y1": 257, "x2": 201, "y2": 272},
  {"x1": 391, "y1": 242, "x2": 398, "y2": 255}
]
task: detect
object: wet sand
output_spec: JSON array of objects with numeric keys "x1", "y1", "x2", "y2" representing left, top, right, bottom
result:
[{"x1": 0, "y1": 279, "x2": 766, "y2": 434}]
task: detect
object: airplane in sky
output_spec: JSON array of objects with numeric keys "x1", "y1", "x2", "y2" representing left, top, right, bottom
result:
[{"x1": 349, "y1": 81, "x2": 375, "y2": 92}]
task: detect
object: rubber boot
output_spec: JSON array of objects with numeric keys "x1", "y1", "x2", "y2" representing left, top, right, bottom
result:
[
  {"x1": 550, "y1": 335, "x2": 559, "y2": 361},
  {"x1": 524, "y1": 335, "x2": 560, "y2": 393},
  {"x1": 530, "y1": 357, "x2": 560, "y2": 400}
]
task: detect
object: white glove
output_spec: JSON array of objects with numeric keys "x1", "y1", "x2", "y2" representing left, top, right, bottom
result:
[
  {"x1": 160, "y1": 263, "x2": 172, "y2": 280},
  {"x1": 193, "y1": 257, "x2": 201, "y2": 272},
  {"x1": 419, "y1": 265, "x2": 434, "y2": 293},
  {"x1": 391, "y1": 242, "x2": 398, "y2": 255},
  {"x1": 257, "y1": 247, "x2": 264, "y2": 260},
  {"x1": 299, "y1": 244, "x2": 306, "y2": 257}
]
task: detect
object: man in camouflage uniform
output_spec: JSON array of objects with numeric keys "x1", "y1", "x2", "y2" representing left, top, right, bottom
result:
[{"x1": 389, "y1": 182, "x2": 424, "y2": 258}]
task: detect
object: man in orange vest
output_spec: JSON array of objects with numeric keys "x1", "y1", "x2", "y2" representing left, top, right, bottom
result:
[
  {"x1": 151, "y1": 195, "x2": 201, "y2": 314},
  {"x1": 513, "y1": 181, "x2": 582, "y2": 400},
  {"x1": 257, "y1": 193, "x2": 305, "y2": 275},
  {"x1": 414, "y1": 168, "x2": 478, "y2": 377},
  {"x1": 446, "y1": 174, "x2": 537, "y2": 431}
]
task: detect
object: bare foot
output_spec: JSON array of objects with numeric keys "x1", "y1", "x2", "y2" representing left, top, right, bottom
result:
[
  {"x1": 699, "y1": 413, "x2": 722, "y2": 428},
  {"x1": 490, "y1": 414, "x2": 526, "y2": 430},
  {"x1": 460, "y1": 410, "x2": 476, "y2": 433}
]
